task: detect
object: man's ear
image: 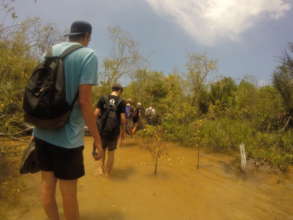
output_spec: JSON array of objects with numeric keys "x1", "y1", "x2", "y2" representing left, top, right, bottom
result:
[{"x1": 85, "y1": 32, "x2": 91, "y2": 43}]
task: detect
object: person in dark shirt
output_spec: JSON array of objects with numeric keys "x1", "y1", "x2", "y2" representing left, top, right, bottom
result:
[
  {"x1": 94, "y1": 84, "x2": 126, "y2": 176},
  {"x1": 125, "y1": 99, "x2": 134, "y2": 135},
  {"x1": 132, "y1": 102, "x2": 143, "y2": 135}
]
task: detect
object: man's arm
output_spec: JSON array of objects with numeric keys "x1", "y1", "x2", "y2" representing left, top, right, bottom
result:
[
  {"x1": 79, "y1": 85, "x2": 102, "y2": 152},
  {"x1": 120, "y1": 113, "x2": 126, "y2": 139},
  {"x1": 94, "y1": 108, "x2": 101, "y2": 117}
]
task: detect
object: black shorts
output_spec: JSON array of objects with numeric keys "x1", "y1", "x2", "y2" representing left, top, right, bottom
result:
[
  {"x1": 35, "y1": 138, "x2": 85, "y2": 180},
  {"x1": 101, "y1": 136, "x2": 119, "y2": 151},
  {"x1": 133, "y1": 116, "x2": 139, "y2": 123}
]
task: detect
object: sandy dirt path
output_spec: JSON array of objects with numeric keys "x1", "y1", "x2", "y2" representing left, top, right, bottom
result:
[{"x1": 5, "y1": 137, "x2": 293, "y2": 220}]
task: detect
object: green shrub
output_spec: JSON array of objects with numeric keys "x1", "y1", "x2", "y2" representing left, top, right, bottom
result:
[
  {"x1": 247, "y1": 131, "x2": 293, "y2": 170},
  {"x1": 160, "y1": 102, "x2": 197, "y2": 145},
  {"x1": 196, "y1": 118, "x2": 255, "y2": 152}
]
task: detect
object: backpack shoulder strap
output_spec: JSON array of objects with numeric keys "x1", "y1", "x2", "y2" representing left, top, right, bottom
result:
[
  {"x1": 46, "y1": 47, "x2": 53, "y2": 57},
  {"x1": 69, "y1": 91, "x2": 79, "y2": 109},
  {"x1": 105, "y1": 96, "x2": 122, "y2": 112},
  {"x1": 99, "y1": 96, "x2": 111, "y2": 130},
  {"x1": 115, "y1": 98, "x2": 122, "y2": 109},
  {"x1": 60, "y1": 44, "x2": 83, "y2": 59},
  {"x1": 62, "y1": 44, "x2": 83, "y2": 108},
  {"x1": 99, "y1": 95, "x2": 110, "y2": 115},
  {"x1": 104, "y1": 95, "x2": 110, "y2": 108},
  {"x1": 44, "y1": 44, "x2": 82, "y2": 60},
  {"x1": 44, "y1": 47, "x2": 59, "y2": 61}
]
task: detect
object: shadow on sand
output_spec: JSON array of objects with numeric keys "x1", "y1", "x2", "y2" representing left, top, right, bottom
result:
[
  {"x1": 217, "y1": 160, "x2": 248, "y2": 180},
  {"x1": 82, "y1": 210, "x2": 125, "y2": 220},
  {"x1": 121, "y1": 141, "x2": 137, "y2": 148},
  {"x1": 109, "y1": 166, "x2": 136, "y2": 181}
]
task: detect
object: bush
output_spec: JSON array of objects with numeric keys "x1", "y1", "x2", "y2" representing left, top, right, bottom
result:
[
  {"x1": 0, "y1": 18, "x2": 63, "y2": 135},
  {"x1": 160, "y1": 101, "x2": 197, "y2": 145},
  {"x1": 247, "y1": 131, "x2": 293, "y2": 170},
  {"x1": 196, "y1": 118, "x2": 255, "y2": 152}
]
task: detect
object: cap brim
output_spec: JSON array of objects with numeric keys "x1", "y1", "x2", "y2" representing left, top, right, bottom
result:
[{"x1": 64, "y1": 32, "x2": 83, "y2": 37}]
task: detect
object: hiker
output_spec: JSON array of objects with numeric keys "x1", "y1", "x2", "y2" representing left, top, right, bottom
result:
[
  {"x1": 125, "y1": 99, "x2": 135, "y2": 135},
  {"x1": 32, "y1": 21, "x2": 103, "y2": 220},
  {"x1": 94, "y1": 84, "x2": 126, "y2": 176},
  {"x1": 145, "y1": 106, "x2": 156, "y2": 125},
  {"x1": 132, "y1": 102, "x2": 143, "y2": 135}
]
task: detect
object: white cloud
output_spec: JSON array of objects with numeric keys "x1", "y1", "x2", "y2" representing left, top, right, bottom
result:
[{"x1": 145, "y1": 0, "x2": 291, "y2": 45}]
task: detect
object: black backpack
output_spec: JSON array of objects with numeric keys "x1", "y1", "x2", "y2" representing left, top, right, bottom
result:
[
  {"x1": 23, "y1": 44, "x2": 83, "y2": 129},
  {"x1": 19, "y1": 140, "x2": 40, "y2": 174},
  {"x1": 98, "y1": 96, "x2": 122, "y2": 137}
]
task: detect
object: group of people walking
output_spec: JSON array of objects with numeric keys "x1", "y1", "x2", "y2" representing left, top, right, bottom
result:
[
  {"x1": 125, "y1": 100, "x2": 143, "y2": 135},
  {"x1": 24, "y1": 20, "x2": 157, "y2": 220}
]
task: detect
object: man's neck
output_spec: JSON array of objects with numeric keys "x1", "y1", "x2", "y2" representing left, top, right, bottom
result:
[
  {"x1": 110, "y1": 91, "x2": 119, "y2": 96},
  {"x1": 69, "y1": 40, "x2": 87, "y2": 47}
]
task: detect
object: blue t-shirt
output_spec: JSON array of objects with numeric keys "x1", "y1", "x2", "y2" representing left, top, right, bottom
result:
[{"x1": 33, "y1": 42, "x2": 98, "y2": 149}]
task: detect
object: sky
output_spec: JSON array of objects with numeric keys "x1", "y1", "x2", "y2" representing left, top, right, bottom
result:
[{"x1": 7, "y1": 0, "x2": 293, "y2": 84}]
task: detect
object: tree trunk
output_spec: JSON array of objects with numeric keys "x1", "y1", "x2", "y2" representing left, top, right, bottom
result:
[
  {"x1": 281, "y1": 116, "x2": 291, "y2": 132},
  {"x1": 197, "y1": 145, "x2": 200, "y2": 169},
  {"x1": 154, "y1": 155, "x2": 159, "y2": 176}
]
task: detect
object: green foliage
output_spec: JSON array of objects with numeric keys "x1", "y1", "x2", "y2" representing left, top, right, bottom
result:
[
  {"x1": 273, "y1": 53, "x2": 293, "y2": 115},
  {"x1": 161, "y1": 102, "x2": 197, "y2": 145},
  {"x1": 191, "y1": 118, "x2": 293, "y2": 169},
  {"x1": 209, "y1": 77, "x2": 237, "y2": 111},
  {"x1": 246, "y1": 131, "x2": 293, "y2": 170},
  {"x1": 252, "y1": 86, "x2": 285, "y2": 131},
  {"x1": 0, "y1": 33, "x2": 36, "y2": 134},
  {"x1": 122, "y1": 48, "x2": 293, "y2": 170},
  {"x1": 196, "y1": 118, "x2": 255, "y2": 152},
  {"x1": 92, "y1": 81, "x2": 112, "y2": 103},
  {"x1": 0, "y1": 17, "x2": 63, "y2": 135},
  {"x1": 132, "y1": 60, "x2": 292, "y2": 169},
  {"x1": 124, "y1": 70, "x2": 168, "y2": 107},
  {"x1": 185, "y1": 53, "x2": 217, "y2": 113}
]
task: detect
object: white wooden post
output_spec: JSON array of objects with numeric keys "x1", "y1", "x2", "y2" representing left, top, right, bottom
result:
[{"x1": 239, "y1": 143, "x2": 246, "y2": 171}]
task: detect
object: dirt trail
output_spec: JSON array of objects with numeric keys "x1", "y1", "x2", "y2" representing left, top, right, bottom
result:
[{"x1": 5, "y1": 137, "x2": 293, "y2": 220}]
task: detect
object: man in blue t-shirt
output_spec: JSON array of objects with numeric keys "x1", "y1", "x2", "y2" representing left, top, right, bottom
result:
[{"x1": 33, "y1": 21, "x2": 103, "y2": 220}]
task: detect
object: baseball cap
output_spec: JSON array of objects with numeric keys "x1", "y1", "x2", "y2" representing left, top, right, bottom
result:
[
  {"x1": 112, "y1": 83, "x2": 123, "y2": 91},
  {"x1": 64, "y1": 21, "x2": 92, "y2": 37}
]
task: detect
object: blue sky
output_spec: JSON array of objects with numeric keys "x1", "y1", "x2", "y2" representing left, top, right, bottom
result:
[{"x1": 10, "y1": 0, "x2": 293, "y2": 84}]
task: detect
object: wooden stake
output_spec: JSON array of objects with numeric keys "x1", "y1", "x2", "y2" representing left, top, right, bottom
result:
[
  {"x1": 239, "y1": 143, "x2": 246, "y2": 171},
  {"x1": 197, "y1": 145, "x2": 200, "y2": 169}
]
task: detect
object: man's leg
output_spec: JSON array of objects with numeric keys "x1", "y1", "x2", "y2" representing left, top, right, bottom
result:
[
  {"x1": 98, "y1": 149, "x2": 106, "y2": 175},
  {"x1": 41, "y1": 171, "x2": 60, "y2": 220},
  {"x1": 127, "y1": 119, "x2": 133, "y2": 136},
  {"x1": 105, "y1": 150, "x2": 115, "y2": 175},
  {"x1": 59, "y1": 179, "x2": 80, "y2": 220},
  {"x1": 132, "y1": 123, "x2": 138, "y2": 135}
]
